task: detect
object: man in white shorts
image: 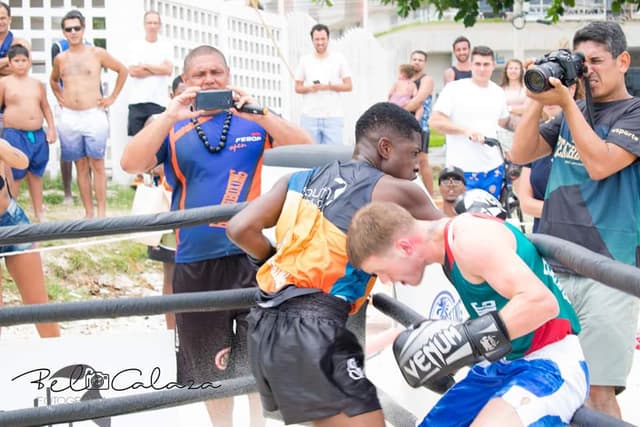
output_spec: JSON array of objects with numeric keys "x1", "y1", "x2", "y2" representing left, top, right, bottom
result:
[{"x1": 49, "y1": 9, "x2": 127, "y2": 218}]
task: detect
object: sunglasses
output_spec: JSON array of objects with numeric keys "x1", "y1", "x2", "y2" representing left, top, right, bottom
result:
[
  {"x1": 440, "y1": 177, "x2": 464, "y2": 186},
  {"x1": 64, "y1": 25, "x2": 83, "y2": 33}
]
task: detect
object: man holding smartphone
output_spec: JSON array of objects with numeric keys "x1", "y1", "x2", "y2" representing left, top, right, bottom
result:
[
  {"x1": 294, "y1": 23, "x2": 352, "y2": 145},
  {"x1": 121, "y1": 45, "x2": 312, "y2": 426}
]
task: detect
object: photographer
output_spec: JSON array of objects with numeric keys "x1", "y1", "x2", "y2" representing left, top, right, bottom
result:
[
  {"x1": 511, "y1": 21, "x2": 640, "y2": 419},
  {"x1": 121, "y1": 45, "x2": 312, "y2": 427}
]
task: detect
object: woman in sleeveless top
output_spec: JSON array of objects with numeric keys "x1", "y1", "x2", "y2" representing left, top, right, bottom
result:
[
  {"x1": 0, "y1": 138, "x2": 60, "y2": 337},
  {"x1": 500, "y1": 59, "x2": 527, "y2": 131}
]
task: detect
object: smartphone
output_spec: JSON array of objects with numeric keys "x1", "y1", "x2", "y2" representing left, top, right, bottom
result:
[{"x1": 195, "y1": 90, "x2": 234, "y2": 111}]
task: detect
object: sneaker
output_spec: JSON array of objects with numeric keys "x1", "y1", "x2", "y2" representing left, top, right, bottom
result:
[{"x1": 63, "y1": 196, "x2": 73, "y2": 206}]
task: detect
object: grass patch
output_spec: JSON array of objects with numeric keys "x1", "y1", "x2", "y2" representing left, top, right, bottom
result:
[
  {"x1": 99, "y1": 241, "x2": 149, "y2": 274},
  {"x1": 430, "y1": 130, "x2": 445, "y2": 148},
  {"x1": 3, "y1": 175, "x2": 155, "y2": 307}
]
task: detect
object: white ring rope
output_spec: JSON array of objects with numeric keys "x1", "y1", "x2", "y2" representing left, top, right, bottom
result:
[{"x1": 0, "y1": 230, "x2": 171, "y2": 258}]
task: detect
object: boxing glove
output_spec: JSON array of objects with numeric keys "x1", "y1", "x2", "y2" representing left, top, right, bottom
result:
[{"x1": 393, "y1": 311, "x2": 511, "y2": 389}]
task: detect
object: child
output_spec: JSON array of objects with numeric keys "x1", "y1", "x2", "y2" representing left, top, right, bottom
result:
[
  {"x1": 0, "y1": 44, "x2": 56, "y2": 223},
  {"x1": 0, "y1": 137, "x2": 60, "y2": 338},
  {"x1": 388, "y1": 63, "x2": 417, "y2": 110}
]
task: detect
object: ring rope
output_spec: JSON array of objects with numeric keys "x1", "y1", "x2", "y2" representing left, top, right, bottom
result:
[
  {"x1": 0, "y1": 203, "x2": 246, "y2": 245},
  {"x1": 0, "y1": 376, "x2": 257, "y2": 427},
  {"x1": 0, "y1": 231, "x2": 166, "y2": 258},
  {"x1": 528, "y1": 233, "x2": 640, "y2": 298},
  {"x1": 0, "y1": 288, "x2": 258, "y2": 327}
]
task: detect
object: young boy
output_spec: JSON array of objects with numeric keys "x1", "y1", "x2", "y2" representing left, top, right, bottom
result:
[{"x1": 0, "y1": 44, "x2": 56, "y2": 222}]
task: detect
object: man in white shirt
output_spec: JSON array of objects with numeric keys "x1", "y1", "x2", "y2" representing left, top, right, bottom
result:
[
  {"x1": 294, "y1": 24, "x2": 352, "y2": 145},
  {"x1": 429, "y1": 45, "x2": 509, "y2": 198},
  {"x1": 127, "y1": 10, "x2": 172, "y2": 138}
]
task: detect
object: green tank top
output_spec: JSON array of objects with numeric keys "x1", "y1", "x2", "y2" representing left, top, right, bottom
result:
[{"x1": 443, "y1": 218, "x2": 580, "y2": 360}]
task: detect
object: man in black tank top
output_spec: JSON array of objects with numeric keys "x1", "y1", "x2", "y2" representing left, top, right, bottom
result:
[
  {"x1": 227, "y1": 102, "x2": 443, "y2": 427},
  {"x1": 443, "y1": 35, "x2": 472, "y2": 85}
]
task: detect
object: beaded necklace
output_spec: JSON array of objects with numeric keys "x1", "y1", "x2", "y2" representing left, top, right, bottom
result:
[{"x1": 190, "y1": 111, "x2": 232, "y2": 154}]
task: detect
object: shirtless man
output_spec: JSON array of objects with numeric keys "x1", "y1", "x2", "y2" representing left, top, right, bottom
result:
[
  {"x1": 49, "y1": 9, "x2": 127, "y2": 218},
  {"x1": 0, "y1": 45, "x2": 56, "y2": 222},
  {"x1": 443, "y1": 36, "x2": 472, "y2": 86}
]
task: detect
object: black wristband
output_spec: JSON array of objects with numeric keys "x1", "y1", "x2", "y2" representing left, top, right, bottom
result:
[{"x1": 247, "y1": 244, "x2": 276, "y2": 267}]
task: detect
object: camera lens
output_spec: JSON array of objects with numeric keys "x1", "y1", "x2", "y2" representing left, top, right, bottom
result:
[
  {"x1": 91, "y1": 375, "x2": 104, "y2": 388},
  {"x1": 524, "y1": 69, "x2": 549, "y2": 93}
]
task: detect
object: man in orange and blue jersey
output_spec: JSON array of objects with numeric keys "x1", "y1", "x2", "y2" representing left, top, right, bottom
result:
[
  {"x1": 121, "y1": 45, "x2": 312, "y2": 426},
  {"x1": 226, "y1": 102, "x2": 443, "y2": 426}
]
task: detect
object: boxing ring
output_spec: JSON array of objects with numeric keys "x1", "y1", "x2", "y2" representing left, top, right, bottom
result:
[{"x1": 0, "y1": 145, "x2": 638, "y2": 426}]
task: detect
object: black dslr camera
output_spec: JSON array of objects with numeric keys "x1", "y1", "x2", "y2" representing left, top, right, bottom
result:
[{"x1": 524, "y1": 49, "x2": 587, "y2": 93}]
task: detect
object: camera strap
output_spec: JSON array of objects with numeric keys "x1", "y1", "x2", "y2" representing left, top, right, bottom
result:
[{"x1": 582, "y1": 77, "x2": 596, "y2": 130}]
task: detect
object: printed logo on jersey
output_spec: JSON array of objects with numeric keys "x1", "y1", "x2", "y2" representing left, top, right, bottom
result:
[
  {"x1": 346, "y1": 357, "x2": 364, "y2": 380},
  {"x1": 470, "y1": 300, "x2": 497, "y2": 316},
  {"x1": 229, "y1": 132, "x2": 263, "y2": 152},
  {"x1": 210, "y1": 169, "x2": 248, "y2": 229},
  {"x1": 610, "y1": 127, "x2": 639, "y2": 143},
  {"x1": 234, "y1": 132, "x2": 263, "y2": 144},
  {"x1": 555, "y1": 135, "x2": 582, "y2": 165},
  {"x1": 302, "y1": 177, "x2": 348, "y2": 210},
  {"x1": 429, "y1": 291, "x2": 464, "y2": 322},
  {"x1": 542, "y1": 258, "x2": 557, "y2": 281}
]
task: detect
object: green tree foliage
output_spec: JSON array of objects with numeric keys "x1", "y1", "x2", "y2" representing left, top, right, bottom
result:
[{"x1": 314, "y1": 0, "x2": 639, "y2": 27}]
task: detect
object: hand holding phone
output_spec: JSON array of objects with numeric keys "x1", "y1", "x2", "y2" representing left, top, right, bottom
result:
[{"x1": 194, "y1": 90, "x2": 234, "y2": 111}]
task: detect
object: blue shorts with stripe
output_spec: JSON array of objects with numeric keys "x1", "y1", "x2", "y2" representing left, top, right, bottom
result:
[
  {"x1": 419, "y1": 335, "x2": 589, "y2": 427},
  {"x1": 3, "y1": 128, "x2": 49, "y2": 179}
]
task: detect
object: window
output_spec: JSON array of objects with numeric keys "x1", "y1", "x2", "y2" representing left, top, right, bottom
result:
[
  {"x1": 30, "y1": 0, "x2": 43, "y2": 7},
  {"x1": 32, "y1": 60, "x2": 45, "y2": 74},
  {"x1": 30, "y1": 16, "x2": 44, "y2": 30},
  {"x1": 11, "y1": 16, "x2": 23, "y2": 30},
  {"x1": 50, "y1": 16, "x2": 62, "y2": 30},
  {"x1": 71, "y1": 0, "x2": 84, "y2": 7},
  {"x1": 93, "y1": 38, "x2": 106, "y2": 49},
  {"x1": 92, "y1": 0, "x2": 105, "y2": 6},
  {"x1": 9, "y1": 0, "x2": 21, "y2": 7},
  {"x1": 93, "y1": 17, "x2": 106, "y2": 30},
  {"x1": 30, "y1": 38, "x2": 44, "y2": 51},
  {"x1": 51, "y1": 0, "x2": 64, "y2": 6}
]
